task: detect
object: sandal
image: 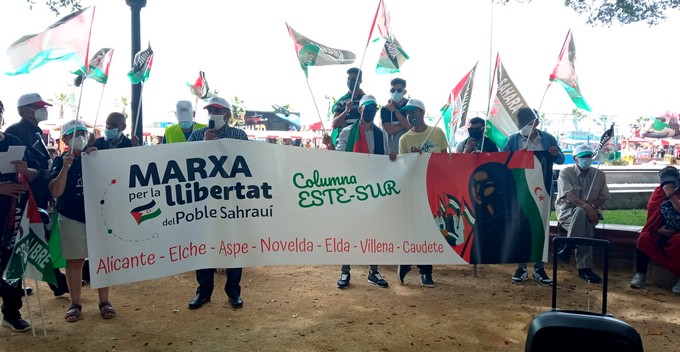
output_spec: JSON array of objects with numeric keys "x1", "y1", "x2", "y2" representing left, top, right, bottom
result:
[
  {"x1": 64, "y1": 304, "x2": 82, "y2": 323},
  {"x1": 98, "y1": 301, "x2": 117, "y2": 320}
]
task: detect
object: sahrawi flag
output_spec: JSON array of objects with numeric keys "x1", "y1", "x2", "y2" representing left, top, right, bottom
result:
[
  {"x1": 368, "y1": 0, "x2": 409, "y2": 74},
  {"x1": 593, "y1": 122, "x2": 616, "y2": 162},
  {"x1": 3, "y1": 179, "x2": 56, "y2": 285},
  {"x1": 128, "y1": 43, "x2": 154, "y2": 84},
  {"x1": 286, "y1": 23, "x2": 356, "y2": 78},
  {"x1": 549, "y1": 29, "x2": 592, "y2": 112},
  {"x1": 441, "y1": 62, "x2": 478, "y2": 145},
  {"x1": 188, "y1": 71, "x2": 212, "y2": 99},
  {"x1": 130, "y1": 200, "x2": 162, "y2": 225},
  {"x1": 6, "y1": 6, "x2": 95, "y2": 76},
  {"x1": 73, "y1": 47, "x2": 114, "y2": 86},
  {"x1": 485, "y1": 54, "x2": 530, "y2": 149}
]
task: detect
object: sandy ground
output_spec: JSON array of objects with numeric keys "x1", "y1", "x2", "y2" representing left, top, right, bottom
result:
[{"x1": 1, "y1": 261, "x2": 678, "y2": 352}]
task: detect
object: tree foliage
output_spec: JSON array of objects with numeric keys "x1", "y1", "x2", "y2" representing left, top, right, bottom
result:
[
  {"x1": 496, "y1": 0, "x2": 680, "y2": 26},
  {"x1": 26, "y1": 0, "x2": 81, "y2": 15}
]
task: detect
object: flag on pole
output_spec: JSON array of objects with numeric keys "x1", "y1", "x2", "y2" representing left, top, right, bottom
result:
[
  {"x1": 367, "y1": 0, "x2": 409, "y2": 74},
  {"x1": 5, "y1": 6, "x2": 95, "y2": 76},
  {"x1": 188, "y1": 71, "x2": 212, "y2": 99},
  {"x1": 2, "y1": 179, "x2": 57, "y2": 285},
  {"x1": 286, "y1": 23, "x2": 356, "y2": 78},
  {"x1": 593, "y1": 122, "x2": 616, "y2": 162},
  {"x1": 442, "y1": 62, "x2": 478, "y2": 144},
  {"x1": 127, "y1": 43, "x2": 154, "y2": 84},
  {"x1": 549, "y1": 30, "x2": 592, "y2": 112},
  {"x1": 73, "y1": 47, "x2": 114, "y2": 86},
  {"x1": 485, "y1": 54, "x2": 531, "y2": 149}
]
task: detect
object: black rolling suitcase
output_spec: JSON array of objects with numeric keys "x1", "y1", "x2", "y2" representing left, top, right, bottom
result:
[{"x1": 525, "y1": 237, "x2": 643, "y2": 352}]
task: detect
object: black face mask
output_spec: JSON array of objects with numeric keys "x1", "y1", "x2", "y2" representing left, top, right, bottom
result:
[
  {"x1": 347, "y1": 79, "x2": 358, "y2": 91},
  {"x1": 468, "y1": 128, "x2": 483, "y2": 140},
  {"x1": 362, "y1": 107, "x2": 377, "y2": 123}
]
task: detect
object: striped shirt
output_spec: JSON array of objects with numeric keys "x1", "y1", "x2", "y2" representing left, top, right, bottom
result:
[{"x1": 188, "y1": 126, "x2": 249, "y2": 142}]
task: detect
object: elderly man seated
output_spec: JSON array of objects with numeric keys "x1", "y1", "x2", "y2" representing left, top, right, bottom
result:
[
  {"x1": 630, "y1": 166, "x2": 680, "y2": 294},
  {"x1": 555, "y1": 143, "x2": 611, "y2": 283}
]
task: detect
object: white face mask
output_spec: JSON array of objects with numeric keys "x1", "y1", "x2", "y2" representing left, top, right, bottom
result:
[
  {"x1": 391, "y1": 91, "x2": 404, "y2": 102},
  {"x1": 34, "y1": 108, "x2": 48, "y2": 122},
  {"x1": 209, "y1": 114, "x2": 226, "y2": 130},
  {"x1": 70, "y1": 135, "x2": 88, "y2": 151},
  {"x1": 520, "y1": 123, "x2": 534, "y2": 137}
]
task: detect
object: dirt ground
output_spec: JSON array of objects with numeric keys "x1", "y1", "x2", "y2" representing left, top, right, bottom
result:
[{"x1": 1, "y1": 261, "x2": 678, "y2": 352}]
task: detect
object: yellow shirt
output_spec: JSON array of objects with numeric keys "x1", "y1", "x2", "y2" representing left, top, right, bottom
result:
[{"x1": 398, "y1": 126, "x2": 449, "y2": 154}]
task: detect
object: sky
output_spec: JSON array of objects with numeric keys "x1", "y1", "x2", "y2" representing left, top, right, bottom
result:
[{"x1": 1, "y1": 0, "x2": 679, "y2": 131}]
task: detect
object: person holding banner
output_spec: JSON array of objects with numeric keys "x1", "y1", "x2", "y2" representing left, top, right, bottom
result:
[
  {"x1": 92, "y1": 112, "x2": 138, "y2": 150},
  {"x1": 0, "y1": 99, "x2": 39, "y2": 332},
  {"x1": 49, "y1": 120, "x2": 116, "y2": 322},
  {"x1": 397, "y1": 99, "x2": 448, "y2": 287},
  {"x1": 504, "y1": 108, "x2": 564, "y2": 286},
  {"x1": 331, "y1": 68, "x2": 365, "y2": 143},
  {"x1": 187, "y1": 96, "x2": 247, "y2": 310},
  {"x1": 328, "y1": 94, "x2": 391, "y2": 288},
  {"x1": 455, "y1": 117, "x2": 499, "y2": 153},
  {"x1": 163, "y1": 101, "x2": 206, "y2": 144},
  {"x1": 555, "y1": 143, "x2": 610, "y2": 284},
  {"x1": 379, "y1": 78, "x2": 410, "y2": 154}
]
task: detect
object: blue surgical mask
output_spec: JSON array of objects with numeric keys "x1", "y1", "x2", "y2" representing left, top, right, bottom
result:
[
  {"x1": 577, "y1": 158, "x2": 592, "y2": 169},
  {"x1": 179, "y1": 121, "x2": 193, "y2": 129},
  {"x1": 391, "y1": 92, "x2": 404, "y2": 102},
  {"x1": 104, "y1": 128, "x2": 120, "y2": 140}
]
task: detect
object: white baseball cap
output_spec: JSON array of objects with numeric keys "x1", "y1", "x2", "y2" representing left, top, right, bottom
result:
[
  {"x1": 359, "y1": 94, "x2": 377, "y2": 107},
  {"x1": 17, "y1": 93, "x2": 53, "y2": 107},
  {"x1": 176, "y1": 100, "x2": 193, "y2": 121},
  {"x1": 400, "y1": 98, "x2": 425, "y2": 112},
  {"x1": 61, "y1": 119, "x2": 87, "y2": 135},
  {"x1": 573, "y1": 143, "x2": 594, "y2": 158},
  {"x1": 203, "y1": 96, "x2": 231, "y2": 110}
]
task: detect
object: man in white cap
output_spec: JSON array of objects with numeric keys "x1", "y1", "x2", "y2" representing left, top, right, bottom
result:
[
  {"x1": 186, "y1": 96, "x2": 248, "y2": 310},
  {"x1": 397, "y1": 98, "x2": 448, "y2": 288},
  {"x1": 327, "y1": 94, "x2": 390, "y2": 289},
  {"x1": 555, "y1": 143, "x2": 611, "y2": 283},
  {"x1": 163, "y1": 101, "x2": 206, "y2": 144}
]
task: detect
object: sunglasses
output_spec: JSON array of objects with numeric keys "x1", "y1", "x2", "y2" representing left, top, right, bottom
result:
[{"x1": 389, "y1": 88, "x2": 404, "y2": 93}]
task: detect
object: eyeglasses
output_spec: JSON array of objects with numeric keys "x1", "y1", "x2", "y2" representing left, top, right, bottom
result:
[{"x1": 389, "y1": 88, "x2": 404, "y2": 93}]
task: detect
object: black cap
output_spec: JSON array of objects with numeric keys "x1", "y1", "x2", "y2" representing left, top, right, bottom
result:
[{"x1": 659, "y1": 166, "x2": 679, "y2": 186}]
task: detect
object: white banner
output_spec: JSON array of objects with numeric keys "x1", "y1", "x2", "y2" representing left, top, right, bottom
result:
[{"x1": 83, "y1": 139, "x2": 469, "y2": 288}]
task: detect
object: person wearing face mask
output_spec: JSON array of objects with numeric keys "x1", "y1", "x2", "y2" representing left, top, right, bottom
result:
[
  {"x1": 554, "y1": 143, "x2": 610, "y2": 284},
  {"x1": 455, "y1": 117, "x2": 499, "y2": 153},
  {"x1": 49, "y1": 120, "x2": 117, "y2": 322},
  {"x1": 379, "y1": 78, "x2": 411, "y2": 153},
  {"x1": 163, "y1": 101, "x2": 206, "y2": 144},
  {"x1": 92, "y1": 112, "x2": 136, "y2": 150},
  {"x1": 397, "y1": 99, "x2": 448, "y2": 288},
  {"x1": 186, "y1": 96, "x2": 248, "y2": 311},
  {"x1": 328, "y1": 67, "x2": 365, "y2": 146},
  {"x1": 503, "y1": 107, "x2": 564, "y2": 286},
  {"x1": 328, "y1": 95, "x2": 391, "y2": 288}
]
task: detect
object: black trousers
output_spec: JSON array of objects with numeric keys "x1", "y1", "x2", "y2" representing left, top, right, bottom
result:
[
  {"x1": 195, "y1": 268, "x2": 242, "y2": 299},
  {"x1": 0, "y1": 278, "x2": 23, "y2": 321}
]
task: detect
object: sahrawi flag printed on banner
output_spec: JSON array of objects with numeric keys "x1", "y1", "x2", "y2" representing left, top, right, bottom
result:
[
  {"x1": 593, "y1": 122, "x2": 617, "y2": 162},
  {"x1": 485, "y1": 54, "x2": 530, "y2": 149},
  {"x1": 550, "y1": 29, "x2": 592, "y2": 112},
  {"x1": 188, "y1": 71, "x2": 212, "y2": 99},
  {"x1": 130, "y1": 200, "x2": 162, "y2": 225},
  {"x1": 73, "y1": 47, "x2": 114, "y2": 86},
  {"x1": 6, "y1": 6, "x2": 95, "y2": 76},
  {"x1": 368, "y1": 0, "x2": 409, "y2": 74},
  {"x1": 3, "y1": 179, "x2": 56, "y2": 285},
  {"x1": 441, "y1": 62, "x2": 478, "y2": 145},
  {"x1": 286, "y1": 23, "x2": 356, "y2": 78},
  {"x1": 127, "y1": 43, "x2": 154, "y2": 84}
]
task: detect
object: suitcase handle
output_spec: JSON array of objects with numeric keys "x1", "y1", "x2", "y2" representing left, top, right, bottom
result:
[{"x1": 552, "y1": 237, "x2": 610, "y2": 315}]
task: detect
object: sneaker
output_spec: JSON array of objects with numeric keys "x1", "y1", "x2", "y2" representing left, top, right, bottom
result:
[
  {"x1": 533, "y1": 268, "x2": 553, "y2": 286},
  {"x1": 397, "y1": 265, "x2": 411, "y2": 285},
  {"x1": 672, "y1": 279, "x2": 680, "y2": 294},
  {"x1": 629, "y1": 273, "x2": 647, "y2": 288},
  {"x1": 2, "y1": 318, "x2": 31, "y2": 332},
  {"x1": 511, "y1": 267, "x2": 528, "y2": 284},
  {"x1": 420, "y1": 273, "x2": 435, "y2": 287},
  {"x1": 337, "y1": 273, "x2": 350, "y2": 289},
  {"x1": 367, "y1": 271, "x2": 388, "y2": 288}
]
